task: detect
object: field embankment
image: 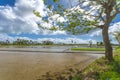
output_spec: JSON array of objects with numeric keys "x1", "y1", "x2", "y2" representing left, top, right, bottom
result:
[{"x1": 72, "y1": 47, "x2": 120, "y2": 80}]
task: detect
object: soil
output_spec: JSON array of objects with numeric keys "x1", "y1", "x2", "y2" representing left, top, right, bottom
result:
[{"x1": 0, "y1": 48, "x2": 103, "y2": 80}]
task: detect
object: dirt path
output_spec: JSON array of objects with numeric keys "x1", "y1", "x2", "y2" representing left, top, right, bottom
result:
[{"x1": 0, "y1": 49, "x2": 104, "y2": 80}]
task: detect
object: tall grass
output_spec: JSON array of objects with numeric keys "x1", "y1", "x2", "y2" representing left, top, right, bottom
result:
[{"x1": 72, "y1": 46, "x2": 120, "y2": 80}]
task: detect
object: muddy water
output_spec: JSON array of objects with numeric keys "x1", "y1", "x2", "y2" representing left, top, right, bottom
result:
[{"x1": 0, "y1": 50, "x2": 102, "y2": 80}]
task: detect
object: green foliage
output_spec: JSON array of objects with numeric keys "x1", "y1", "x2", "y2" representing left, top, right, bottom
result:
[
  {"x1": 49, "y1": 26, "x2": 58, "y2": 31},
  {"x1": 114, "y1": 46, "x2": 120, "y2": 54},
  {"x1": 57, "y1": 4, "x2": 63, "y2": 9},
  {"x1": 73, "y1": 47, "x2": 120, "y2": 80},
  {"x1": 43, "y1": 0, "x2": 60, "y2": 3},
  {"x1": 100, "y1": 71, "x2": 120, "y2": 80},
  {"x1": 117, "y1": 0, "x2": 120, "y2": 3},
  {"x1": 47, "y1": 5, "x2": 52, "y2": 10},
  {"x1": 97, "y1": 41, "x2": 104, "y2": 46},
  {"x1": 42, "y1": 40, "x2": 54, "y2": 45},
  {"x1": 64, "y1": 9, "x2": 98, "y2": 34},
  {"x1": 71, "y1": 48, "x2": 105, "y2": 51},
  {"x1": 33, "y1": 10, "x2": 41, "y2": 18},
  {"x1": 37, "y1": 0, "x2": 120, "y2": 35},
  {"x1": 99, "y1": 54, "x2": 120, "y2": 80},
  {"x1": 53, "y1": 0, "x2": 60, "y2": 3},
  {"x1": 72, "y1": 74, "x2": 82, "y2": 80},
  {"x1": 35, "y1": 0, "x2": 102, "y2": 35}
]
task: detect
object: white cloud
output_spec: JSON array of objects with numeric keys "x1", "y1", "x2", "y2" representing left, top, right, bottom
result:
[
  {"x1": 0, "y1": 34, "x2": 14, "y2": 41},
  {"x1": 49, "y1": 14, "x2": 66, "y2": 22},
  {"x1": 90, "y1": 29, "x2": 102, "y2": 37},
  {"x1": 109, "y1": 22, "x2": 120, "y2": 33},
  {"x1": 0, "y1": 0, "x2": 43, "y2": 34},
  {"x1": 51, "y1": 30, "x2": 66, "y2": 35},
  {"x1": 0, "y1": 33, "x2": 33, "y2": 42},
  {"x1": 0, "y1": 0, "x2": 65, "y2": 35},
  {"x1": 0, "y1": 0, "x2": 68, "y2": 35},
  {"x1": 14, "y1": 0, "x2": 46, "y2": 17}
]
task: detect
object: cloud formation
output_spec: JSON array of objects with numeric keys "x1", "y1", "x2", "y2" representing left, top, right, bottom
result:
[
  {"x1": 0, "y1": 0, "x2": 119, "y2": 44},
  {"x1": 0, "y1": 0, "x2": 47, "y2": 34},
  {"x1": 0, "y1": 0, "x2": 67, "y2": 35}
]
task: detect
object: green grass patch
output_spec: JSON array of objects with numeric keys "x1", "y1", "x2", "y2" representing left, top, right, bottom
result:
[
  {"x1": 71, "y1": 47, "x2": 105, "y2": 51},
  {"x1": 72, "y1": 47, "x2": 120, "y2": 80}
]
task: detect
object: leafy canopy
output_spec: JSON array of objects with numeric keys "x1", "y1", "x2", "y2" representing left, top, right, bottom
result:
[{"x1": 35, "y1": 0, "x2": 120, "y2": 35}]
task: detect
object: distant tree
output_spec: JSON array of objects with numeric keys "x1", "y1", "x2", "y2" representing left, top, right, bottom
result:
[
  {"x1": 42, "y1": 40, "x2": 54, "y2": 45},
  {"x1": 6, "y1": 40, "x2": 10, "y2": 45},
  {"x1": 96, "y1": 42, "x2": 99, "y2": 46},
  {"x1": 13, "y1": 39, "x2": 37, "y2": 45},
  {"x1": 100, "y1": 42, "x2": 104, "y2": 46},
  {"x1": 97, "y1": 41, "x2": 104, "y2": 46},
  {"x1": 88, "y1": 40, "x2": 92, "y2": 47}
]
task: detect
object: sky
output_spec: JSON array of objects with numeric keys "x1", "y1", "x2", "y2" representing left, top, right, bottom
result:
[{"x1": 0, "y1": 0, "x2": 120, "y2": 44}]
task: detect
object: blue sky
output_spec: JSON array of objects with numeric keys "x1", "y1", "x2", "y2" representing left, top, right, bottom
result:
[
  {"x1": 0, "y1": 0, "x2": 119, "y2": 44},
  {"x1": 0, "y1": 0, "x2": 15, "y2": 6}
]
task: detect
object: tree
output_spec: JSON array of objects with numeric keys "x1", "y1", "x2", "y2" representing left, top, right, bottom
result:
[
  {"x1": 67, "y1": 0, "x2": 120, "y2": 61},
  {"x1": 37, "y1": 0, "x2": 120, "y2": 61},
  {"x1": 42, "y1": 40, "x2": 54, "y2": 45},
  {"x1": 88, "y1": 40, "x2": 92, "y2": 47}
]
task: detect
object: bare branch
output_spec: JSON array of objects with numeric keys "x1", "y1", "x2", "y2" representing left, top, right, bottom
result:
[{"x1": 93, "y1": 24, "x2": 104, "y2": 29}]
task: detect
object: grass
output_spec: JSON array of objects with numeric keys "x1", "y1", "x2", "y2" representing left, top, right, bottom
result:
[
  {"x1": 72, "y1": 46, "x2": 120, "y2": 80},
  {"x1": 71, "y1": 47, "x2": 105, "y2": 51}
]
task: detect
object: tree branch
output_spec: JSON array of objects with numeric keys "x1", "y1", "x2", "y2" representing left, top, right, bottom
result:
[{"x1": 93, "y1": 24, "x2": 104, "y2": 29}]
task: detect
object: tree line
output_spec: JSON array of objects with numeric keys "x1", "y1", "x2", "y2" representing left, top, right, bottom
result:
[{"x1": 0, "y1": 39, "x2": 54, "y2": 45}]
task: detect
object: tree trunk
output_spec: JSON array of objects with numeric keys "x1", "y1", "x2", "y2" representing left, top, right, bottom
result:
[{"x1": 102, "y1": 26, "x2": 113, "y2": 61}]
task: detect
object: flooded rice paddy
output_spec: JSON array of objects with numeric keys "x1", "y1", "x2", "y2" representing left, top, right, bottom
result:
[{"x1": 0, "y1": 46, "x2": 104, "y2": 80}]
